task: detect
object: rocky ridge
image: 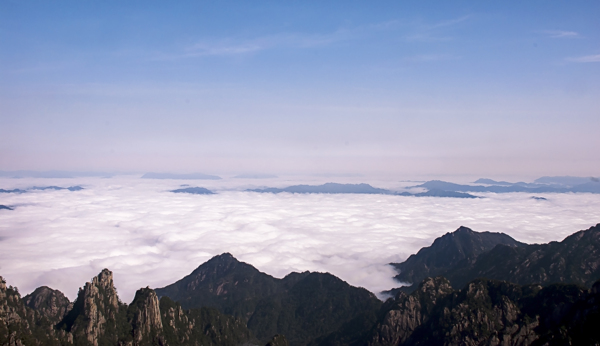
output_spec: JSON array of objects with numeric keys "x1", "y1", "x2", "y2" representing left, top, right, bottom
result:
[
  {"x1": 390, "y1": 226, "x2": 526, "y2": 293},
  {"x1": 155, "y1": 253, "x2": 382, "y2": 345},
  {"x1": 2, "y1": 224, "x2": 600, "y2": 345},
  {"x1": 1, "y1": 270, "x2": 255, "y2": 346},
  {"x1": 391, "y1": 223, "x2": 600, "y2": 291},
  {"x1": 370, "y1": 277, "x2": 600, "y2": 345}
]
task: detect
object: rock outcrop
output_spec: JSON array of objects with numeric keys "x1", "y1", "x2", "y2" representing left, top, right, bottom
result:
[
  {"x1": 0, "y1": 276, "x2": 66, "y2": 346},
  {"x1": 127, "y1": 287, "x2": 164, "y2": 345},
  {"x1": 58, "y1": 269, "x2": 129, "y2": 345},
  {"x1": 2, "y1": 223, "x2": 600, "y2": 345},
  {"x1": 370, "y1": 277, "x2": 600, "y2": 346},
  {"x1": 1, "y1": 270, "x2": 254, "y2": 346}
]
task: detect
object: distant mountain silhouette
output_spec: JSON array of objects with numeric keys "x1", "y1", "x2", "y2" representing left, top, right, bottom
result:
[
  {"x1": 170, "y1": 187, "x2": 215, "y2": 194},
  {"x1": 0, "y1": 188, "x2": 27, "y2": 193},
  {"x1": 248, "y1": 183, "x2": 478, "y2": 198},
  {"x1": 534, "y1": 175, "x2": 598, "y2": 187},
  {"x1": 410, "y1": 189, "x2": 477, "y2": 198},
  {"x1": 0, "y1": 186, "x2": 83, "y2": 193},
  {"x1": 31, "y1": 186, "x2": 84, "y2": 191},
  {"x1": 413, "y1": 179, "x2": 600, "y2": 193},
  {"x1": 473, "y1": 178, "x2": 516, "y2": 185},
  {"x1": 248, "y1": 182, "x2": 392, "y2": 194},
  {"x1": 0, "y1": 205, "x2": 13, "y2": 210}
]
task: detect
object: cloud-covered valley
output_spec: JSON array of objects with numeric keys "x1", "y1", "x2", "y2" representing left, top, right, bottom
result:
[{"x1": 1, "y1": 176, "x2": 600, "y2": 303}]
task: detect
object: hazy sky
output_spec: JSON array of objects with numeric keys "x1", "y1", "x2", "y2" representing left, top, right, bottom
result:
[{"x1": 1, "y1": 1, "x2": 599, "y2": 177}]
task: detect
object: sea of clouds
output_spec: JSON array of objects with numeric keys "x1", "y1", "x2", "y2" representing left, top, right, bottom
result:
[{"x1": 1, "y1": 175, "x2": 600, "y2": 303}]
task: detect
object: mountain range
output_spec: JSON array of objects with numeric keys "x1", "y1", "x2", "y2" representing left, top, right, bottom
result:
[
  {"x1": 2, "y1": 223, "x2": 600, "y2": 345},
  {"x1": 0, "y1": 186, "x2": 84, "y2": 194},
  {"x1": 247, "y1": 183, "x2": 477, "y2": 198},
  {"x1": 413, "y1": 178, "x2": 600, "y2": 194}
]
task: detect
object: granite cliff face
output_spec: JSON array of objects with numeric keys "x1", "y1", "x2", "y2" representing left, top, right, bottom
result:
[
  {"x1": 57, "y1": 269, "x2": 128, "y2": 345},
  {"x1": 1, "y1": 270, "x2": 254, "y2": 346},
  {"x1": 127, "y1": 287, "x2": 164, "y2": 345},
  {"x1": 371, "y1": 277, "x2": 454, "y2": 346},
  {"x1": 1, "y1": 275, "x2": 34, "y2": 346},
  {"x1": 370, "y1": 277, "x2": 600, "y2": 346}
]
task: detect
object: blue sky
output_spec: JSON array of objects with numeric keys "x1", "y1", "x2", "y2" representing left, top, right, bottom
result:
[{"x1": 1, "y1": 1, "x2": 599, "y2": 178}]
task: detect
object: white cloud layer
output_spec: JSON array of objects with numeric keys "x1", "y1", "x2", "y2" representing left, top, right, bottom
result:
[{"x1": 1, "y1": 176, "x2": 600, "y2": 303}]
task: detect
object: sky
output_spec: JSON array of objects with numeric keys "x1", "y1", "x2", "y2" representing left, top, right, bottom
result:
[
  {"x1": 1, "y1": 1, "x2": 599, "y2": 177},
  {"x1": 1, "y1": 176, "x2": 600, "y2": 302}
]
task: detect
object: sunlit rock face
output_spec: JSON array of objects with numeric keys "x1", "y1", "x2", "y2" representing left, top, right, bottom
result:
[
  {"x1": 128, "y1": 287, "x2": 164, "y2": 345},
  {"x1": 59, "y1": 269, "x2": 126, "y2": 346}
]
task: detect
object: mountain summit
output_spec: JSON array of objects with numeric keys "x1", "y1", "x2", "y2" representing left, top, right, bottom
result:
[{"x1": 390, "y1": 226, "x2": 525, "y2": 292}]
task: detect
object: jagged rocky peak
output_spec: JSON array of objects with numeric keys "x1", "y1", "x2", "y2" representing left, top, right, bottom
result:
[
  {"x1": 58, "y1": 268, "x2": 127, "y2": 346},
  {"x1": 390, "y1": 226, "x2": 525, "y2": 293},
  {"x1": 89, "y1": 268, "x2": 119, "y2": 308},
  {"x1": 371, "y1": 277, "x2": 454, "y2": 346},
  {"x1": 200, "y1": 252, "x2": 238, "y2": 269},
  {"x1": 128, "y1": 287, "x2": 163, "y2": 344},
  {"x1": 23, "y1": 285, "x2": 72, "y2": 324},
  {"x1": 436, "y1": 225, "x2": 524, "y2": 256}
]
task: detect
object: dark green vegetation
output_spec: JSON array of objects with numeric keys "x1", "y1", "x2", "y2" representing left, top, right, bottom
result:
[
  {"x1": 390, "y1": 224, "x2": 600, "y2": 292},
  {"x1": 155, "y1": 253, "x2": 382, "y2": 345},
  {"x1": 170, "y1": 187, "x2": 215, "y2": 194},
  {"x1": 1, "y1": 270, "x2": 256, "y2": 346},
  {"x1": 371, "y1": 277, "x2": 600, "y2": 345},
  {"x1": 389, "y1": 226, "x2": 526, "y2": 293},
  {"x1": 2, "y1": 224, "x2": 600, "y2": 345}
]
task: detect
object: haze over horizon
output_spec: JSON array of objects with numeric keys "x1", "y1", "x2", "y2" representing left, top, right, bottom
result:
[{"x1": 1, "y1": 1, "x2": 599, "y2": 177}]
